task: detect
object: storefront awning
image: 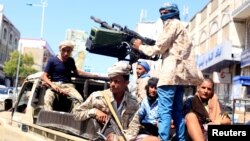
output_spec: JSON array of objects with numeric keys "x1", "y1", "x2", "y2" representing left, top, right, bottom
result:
[
  {"x1": 202, "y1": 60, "x2": 240, "y2": 74},
  {"x1": 233, "y1": 76, "x2": 250, "y2": 86},
  {"x1": 241, "y1": 48, "x2": 250, "y2": 68},
  {"x1": 196, "y1": 41, "x2": 242, "y2": 73}
]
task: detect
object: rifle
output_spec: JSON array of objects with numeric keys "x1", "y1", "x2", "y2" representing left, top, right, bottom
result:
[
  {"x1": 96, "y1": 116, "x2": 126, "y2": 141},
  {"x1": 85, "y1": 16, "x2": 159, "y2": 65}
]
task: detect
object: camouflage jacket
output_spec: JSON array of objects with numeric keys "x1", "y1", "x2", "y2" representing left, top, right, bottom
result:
[
  {"x1": 135, "y1": 76, "x2": 149, "y2": 103},
  {"x1": 74, "y1": 89, "x2": 139, "y2": 130},
  {"x1": 139, "y1": 19, "x2": 203, "y2": 86}
]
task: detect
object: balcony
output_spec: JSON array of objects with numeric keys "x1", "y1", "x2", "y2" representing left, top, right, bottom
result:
[{"x1": 232, "y1": 0, "x2": 250, "y2": 19}]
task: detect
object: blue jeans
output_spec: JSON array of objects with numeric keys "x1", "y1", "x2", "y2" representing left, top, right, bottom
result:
[{"x1": 158, "y1": 85, "x2": 186, "y2": 141}]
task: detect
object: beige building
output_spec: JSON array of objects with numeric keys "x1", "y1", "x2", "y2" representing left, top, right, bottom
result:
[
  {"x1": 188, "y1": 0, "x2": 250, "y2": 101},
  {"x1": 0, "y1": 5, "x2": 20, "y2": 81},
  {"x1": 65, "y1": 29, "x2": 88, "y2": 70},
  {"x1": 233, "y1": 0, "x2": 250, "y2": 75},
  {"x1": 19, "y1": 38, "x2": 54, "y2": 72}
]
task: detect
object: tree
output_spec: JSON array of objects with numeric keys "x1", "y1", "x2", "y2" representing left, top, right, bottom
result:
[{"x1": 3, "y1": 51, "x2": 38, "y2": 84}]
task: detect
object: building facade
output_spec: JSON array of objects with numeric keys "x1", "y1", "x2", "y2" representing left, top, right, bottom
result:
[
  {"x1": 65, "y1": 29, "x2": 88, "y2": 70},
  {"x1": 19, "y1": 38, "x2": 54, "y2": 72},
  {"x1": 188, "y1": 0, "x2": 250, "y2": 102},
  {"x1": 0, "y1": 5, "x2": 20, "y2": 85},
  {"x1": 231, "y1": 0, "x2": 250, "y2": 103}
]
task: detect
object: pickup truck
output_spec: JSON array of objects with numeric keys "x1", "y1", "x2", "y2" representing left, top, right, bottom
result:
[{"x1": 0, "y1": 72, "x2": 109, "y2": 141}]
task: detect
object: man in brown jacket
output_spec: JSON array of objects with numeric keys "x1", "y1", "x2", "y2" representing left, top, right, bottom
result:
[
  {"x1": 74, "y1": 61, "x2": 139, "y2": 141},
  {"x1": 132, "y1": 2, "x2": 203, "y2": 141}
]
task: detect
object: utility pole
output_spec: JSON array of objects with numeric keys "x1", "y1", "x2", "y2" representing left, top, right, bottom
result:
[
  {"x1": 15, "y1": 42, "x2": 22, "y2": 94},
  {"x1": 27, "y1": 0, "x2": 48, "y2": 39}
]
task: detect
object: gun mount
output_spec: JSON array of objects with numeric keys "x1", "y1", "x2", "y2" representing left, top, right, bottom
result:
[{"x1": 85, "y1": 16, "x2": 159, "y2": 65}]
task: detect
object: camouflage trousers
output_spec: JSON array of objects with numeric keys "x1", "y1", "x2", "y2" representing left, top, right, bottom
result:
[{"x1": 43, "y1": 82, "x2": 83, "y2": 113}]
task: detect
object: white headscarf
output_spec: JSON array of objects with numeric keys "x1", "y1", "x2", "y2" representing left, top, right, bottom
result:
[{"x1": 107, "y1": 61, "x2": 131, "y2": 78}]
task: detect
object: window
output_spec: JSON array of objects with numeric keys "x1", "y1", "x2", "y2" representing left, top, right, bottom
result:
[
  {"x1": 3, "y1": 28, "x2": 7, "y2": 40},
  {"x1": 210, "y1": 33, "x2": 218, "y2": 49},
  {"x1": 247, "y1": 22, "x2": 250, "y2": 49},
  {"x1": 9, "y1": 34, "x2": 13, "y2": 44},
  {"x1": 199, "y1": 31, "x2": 208, "y2": 54},
  {"x1": 0, "y1": 53, "x2": 2, "y2": 61},
  {"x1": 200, "y1": 8, "x2": 207, "y2": 23},
  {"x1": 211, "y1": 0, "x2": 219, "y2": 13},
  {"x1": 222, "y1": 24, "x2": 230, "y2": 41},
  {"x1": 16, "y1": 82, "x2": 34, "y2": 113},
  {"x1": 14, "y1": 38, "x2": 18, "y2": 48},
  {"x1": 199, "y1": 41, "x2": 207, "y2": 54},
  {"x1": 190, "y1": 18, "x2": 196, "y2": 30},
  {"x1": 210, "y1": 22, "x2": 218, "y2": 35},
  {"x1": 200, "y1": 30, "x2": 207, "y2": 43}
]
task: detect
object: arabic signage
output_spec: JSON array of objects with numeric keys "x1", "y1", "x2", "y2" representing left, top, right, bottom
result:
[
  {"x1": 241, "y1": 48, "x2": 250, "y2": 68},
  {"x1": 196, "y1": 41, "x2": 232, "y2": 70}
]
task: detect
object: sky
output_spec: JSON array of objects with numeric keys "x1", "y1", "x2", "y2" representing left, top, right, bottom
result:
[{"x1": 0, "y1": 0, "x2": 208, "y2": 74}]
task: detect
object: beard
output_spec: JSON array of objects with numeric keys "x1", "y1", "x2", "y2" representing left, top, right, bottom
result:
[{"x1": 147, "y1": 94, "x2": 158, "y2": 104}]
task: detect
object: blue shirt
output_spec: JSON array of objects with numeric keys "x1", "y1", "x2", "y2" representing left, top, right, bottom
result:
[
  {"x1": 140, "y1": 73, "x2": 150, "y2": 78},
  {"x1": 44, "y1": 56, "x2": 77, "y2": 82},
  {"x1": 138, "y1": 97, "x2": 158, "y2": 125}
]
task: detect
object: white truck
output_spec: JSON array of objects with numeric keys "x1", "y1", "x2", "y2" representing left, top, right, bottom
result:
[{"x1": 0, "y1": 72, "x2": 109, "y2": 141}]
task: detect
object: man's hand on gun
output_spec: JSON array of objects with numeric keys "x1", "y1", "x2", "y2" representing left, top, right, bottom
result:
[
  {"x1": 95, "y1": 109, "x2": 109, "y2": 124},
  {"x1": 95, "y1": 109, "x2": 127, "y2": 141}
]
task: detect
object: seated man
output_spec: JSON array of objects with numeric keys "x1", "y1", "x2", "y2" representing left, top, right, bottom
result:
[
  {"x1": 74, "y1": 61, "x2": 139, "y2": 141},
  {"x1": 41, "y1": 40, "x2": 98, "y2": 113},
  {"x1": 184, "y1": 78, "x2": 231, "y2": 141},
  {"x1": 126, "y1": 77, "x2": 160, "y2": 141},
  {"x1": 135, "y1": 61, "x2": 151, "y2": 103}
]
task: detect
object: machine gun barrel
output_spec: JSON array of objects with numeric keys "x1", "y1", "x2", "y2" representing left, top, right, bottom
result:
[
  {"x1": 90, "y1": 16, "x2": 114, "y2": 30},
  {"x1": 87, "y1": 16, "x2": 159, "y2": 65},
  {"x1": 112, "y1": 23, "x2": 123, "y2": 30},
  {"x1": 123, "y1": 26, "x2": 155, "y2": 45}
]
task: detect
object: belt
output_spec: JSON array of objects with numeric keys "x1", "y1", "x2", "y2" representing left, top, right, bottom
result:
[{"x1": 53, "y1": 81, "x2": 70, "y2": 85}]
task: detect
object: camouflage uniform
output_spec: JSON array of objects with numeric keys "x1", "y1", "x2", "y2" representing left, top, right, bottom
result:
[
  {"x1": 136, "y1": 77, "x2": 149, "y2": 103},
  {"x1": 44, "y1": 82, "x2": 83, "y2": 112},
  {"x1": 74, "y1": 89, "x2": 139, "y2": 130},
  {"x1": 139, "y1": 19, "x2": 203, "y2": 86}
]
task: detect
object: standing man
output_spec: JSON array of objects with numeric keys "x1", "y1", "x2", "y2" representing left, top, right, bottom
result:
[
  {"x1": 42, "y1": 40, "x2": 97, "y2": 112},
  {"x1": 74, "y1": 61, "x2": 139, "y2": 141},
  {"x1": 135, "y1": 61, "x2": 151, "y2": 103},
  {"x1": 132, "y1": 2, "x2": 203, "y2": 141}
]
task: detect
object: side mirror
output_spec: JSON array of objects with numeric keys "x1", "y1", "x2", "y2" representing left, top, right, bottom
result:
[
  {"x1": 4, "y1": 99, "x2": 13, "y2": 111},
  {"x1": 9, "y1": 90, "x2": 13, "y2": 94}
]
